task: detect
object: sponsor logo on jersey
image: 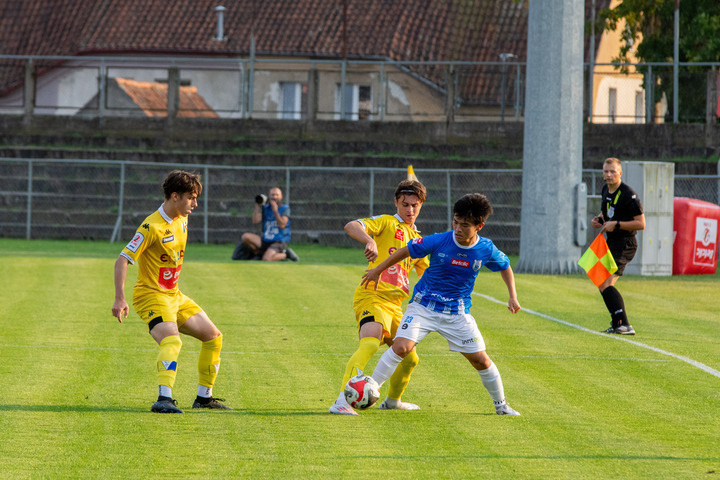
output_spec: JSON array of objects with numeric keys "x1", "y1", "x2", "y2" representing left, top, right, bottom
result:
[
  {"x1": 362, "y1": 310, "x2": 371, "y2": 316},
  {"x1": 381, "y1": 264, "x2": 410, "y2": 293},
  {"x1": 164, "y1": 229, "x2": 172, "y2": 235},
  {"x1": 451, "y1": 258, "x2": 470, "y2": 268},
  {"x1": 126, "y1": 232, "x2": 145, "y2": 253},
  {"x1": 162, "y1": 235, "x2": 175, "y2": 243},
  {"x1": 473, "y1": 260, "x2": 482, "y2": 271},
  {"x1": 389, "y1": 247, "x2": 397, "y2": 254},
  {"x1": 142, "y1": 223, "x2": 150, "y2": 230},
  {"x1": 462, "y1": 337, "x2": 480, "y2": 345},
  {"x1": 160, "y1": 250, "x2": 184, "y2": 264},
  {"x1": 158, "y1": 264, "x2": 182, "y2": 289},
  {"x1": 395, "y1": 229, "x2": 404, "y2": 241},
  {"x1": 457, "y1": 253, "x2": 467, "y2": 257},
  {"x1": 413, "y1": 237, "x2": 423, "y2": 244}
]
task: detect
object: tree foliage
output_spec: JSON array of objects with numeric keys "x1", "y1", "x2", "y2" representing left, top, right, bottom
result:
[{"x1": 597, "y1": 0, "x2": 720, "y2": 122}]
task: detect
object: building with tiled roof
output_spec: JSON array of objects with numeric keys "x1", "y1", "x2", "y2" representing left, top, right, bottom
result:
[{"x1": 0, "y1": 0, "x2": 617, "y2": 121}]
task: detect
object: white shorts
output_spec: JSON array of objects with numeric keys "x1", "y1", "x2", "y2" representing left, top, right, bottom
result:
[{"x1": 395, "y1": 302, "x2": 486, "y2": 353}]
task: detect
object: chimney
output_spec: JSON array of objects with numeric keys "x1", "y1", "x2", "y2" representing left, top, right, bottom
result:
[{"x1": 214, "y1": 6, "x2": 226, "y2": 41}]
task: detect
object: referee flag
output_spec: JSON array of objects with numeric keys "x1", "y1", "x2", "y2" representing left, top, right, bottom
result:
[{"x1": 578, "y1": 233, "x2": 618, "y2": 287}]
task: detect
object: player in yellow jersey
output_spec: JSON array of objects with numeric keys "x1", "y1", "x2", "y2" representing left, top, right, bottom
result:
[
  {"x1": 329, "y1": 179, "x2": 429, "y2": 415},
  {"x1": 111, "y1": 170, "x2": 231, "y2": 413}
]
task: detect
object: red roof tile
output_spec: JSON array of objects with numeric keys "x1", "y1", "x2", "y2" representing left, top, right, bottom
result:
[{"x1": 0, "y1": 0, "x2": 610, "y2": 101}]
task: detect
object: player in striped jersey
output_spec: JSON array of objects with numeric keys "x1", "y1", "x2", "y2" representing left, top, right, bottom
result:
[
  {"x1": 329, "y1": 180, "x2": 429, "y2": 415},
  {"x1": 362, "y1": 194, "x2": 522, "y2": 415},
  {"x1": 111, "y1": 170, "x2": 231, "y2": 413}
]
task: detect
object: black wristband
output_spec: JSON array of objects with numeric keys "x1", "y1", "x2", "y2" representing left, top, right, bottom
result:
[{"x1": 616, "y1": 221, "x2": 620, "y2": 230}]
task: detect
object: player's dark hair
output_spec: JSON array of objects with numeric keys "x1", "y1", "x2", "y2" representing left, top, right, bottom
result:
[
  {"x1": 163, "y1": 170, "x2": 202, "y2": 199},
  {"x1": 453, "y1": 194, "x2": 493, "y2": 225},
  {"x1": 395, "y1": 180, "x2": 426, "y2": 203}
]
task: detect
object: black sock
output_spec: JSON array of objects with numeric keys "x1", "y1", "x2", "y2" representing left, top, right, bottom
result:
[{"x1": 600, "y1": 286, "x2": 629, "y2": 327}]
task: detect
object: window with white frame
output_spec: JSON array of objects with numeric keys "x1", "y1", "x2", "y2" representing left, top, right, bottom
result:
[
  {"x1": 335, "y1": 84, "x2": 372, "y2": 120},
  {"x1": 279, "y1": 82, "x2": 303, "y2": 120}
]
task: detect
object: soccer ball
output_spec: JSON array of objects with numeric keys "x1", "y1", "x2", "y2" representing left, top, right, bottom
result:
[{"x1": 344, "y1": 373, "x2": 380, "y2": 409}]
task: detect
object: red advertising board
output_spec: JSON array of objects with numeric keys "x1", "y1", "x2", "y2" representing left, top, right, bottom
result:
[{"x1": 673, "y1": 197, "x2": 720, "y2": 275}]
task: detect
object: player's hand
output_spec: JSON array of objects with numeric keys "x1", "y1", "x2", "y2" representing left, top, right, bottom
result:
[
  {"x1": 364, "y1": 240, "x2": 378, "y2": 263},
  {"x1": 361, "y1": 268, "x2": 381, "y2": 290},
  {"x1": 112, "y1": 300, "x2": 129, "y2": 323},
  {"x1": 507, "y1": 298, "x2": 521, "y2": 314}
]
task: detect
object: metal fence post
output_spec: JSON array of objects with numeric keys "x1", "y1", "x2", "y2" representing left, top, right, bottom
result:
[
  {"x1": 110, "y1": 162, "x2": 125, "y2": 243},
  {"x1": 203, "y1": 166, "x2": 209, "y2": 245},
  {"x1": 25, "y1": 160, "x2": 33, "y2": 240},
  {"x1": 369, "y1": 168, "x2": 375, "y2": 216},
  {"x1": 98, "y1": 58, "x2": 107, "y2": 122},
  {"x1": 446, "y1": 170, "x2": 452, "y2": 230}
]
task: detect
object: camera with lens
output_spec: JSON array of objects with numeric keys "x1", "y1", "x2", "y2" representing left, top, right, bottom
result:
[{"x1": 255, "y1": 194, "x2": 267, "y2": 205}]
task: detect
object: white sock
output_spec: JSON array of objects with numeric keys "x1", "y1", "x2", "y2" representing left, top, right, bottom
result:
[
  {"x1": 198, "y1": 385, "x2": 212, "y2": 398},
  {"x1": 159, "y1": 385, "x2": 172, "y2": 399},
  {"x1": 477, "y1": 362, "x2": 506, "y2": 405},
  {"x1": 372, "y1": 349, "x2": 404, "y2": 386}
]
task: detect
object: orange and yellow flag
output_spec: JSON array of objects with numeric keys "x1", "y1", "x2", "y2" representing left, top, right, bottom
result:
[{"x1": 578, "y1": 233, "x2": 618, "y2": 287}]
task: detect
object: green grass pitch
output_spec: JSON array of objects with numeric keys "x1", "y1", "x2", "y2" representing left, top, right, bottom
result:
[{"x1": 0, "y1": 238, "x2": 718, "y2": 479}]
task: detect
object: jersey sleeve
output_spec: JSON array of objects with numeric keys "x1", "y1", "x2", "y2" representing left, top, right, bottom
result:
[
  {"x1": 358, "y1": 215, "x2": 389, "y2": 237},
  {"x1": 120, "y1": 225, "x2": 152, "y2": 264},
  {"x1": 483, "y1": 244, "x2": 511, "y2": 272},
  {"x1": 280, "y1": 205, "x2": 291, "y2": 218},
  {"x1": 407, "y1": 233, "x2": 437, "y2": 259}
]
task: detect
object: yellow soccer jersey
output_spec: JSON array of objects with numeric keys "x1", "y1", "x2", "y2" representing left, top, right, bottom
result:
[
  {"x1": 120, "y1": 206, "x2": 188, "y2": 295},
  {"x1": 354, "y1": 213, "x2": 429, "y2": 303}
]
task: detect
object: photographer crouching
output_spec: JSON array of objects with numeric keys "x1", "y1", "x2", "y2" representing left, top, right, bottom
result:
[{"x1": 233, "y1": 187, "x2": 299, "y2": 262}]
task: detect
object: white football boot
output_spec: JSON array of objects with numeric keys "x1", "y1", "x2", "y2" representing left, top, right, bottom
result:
[
  {"x1": 329, "y1": 391, "x2": 358, "y2": 416},
  {"x1": 378, "y1": 397, "x2": 420, "y2": 410},
  {"x1": 495, "y1": 402, "x2": 521, "y2": 416}
]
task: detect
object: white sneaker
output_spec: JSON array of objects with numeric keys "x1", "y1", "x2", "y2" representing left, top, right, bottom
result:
[
  {"x1": 378, "y1": 398, "x2": 420, "y2": 410},
  {"x1": 328, "y1": 392, "x2": 358, "y2": 416},
  {"x1": 495, "y1": 403, "x2": 521, "y2": 416}
]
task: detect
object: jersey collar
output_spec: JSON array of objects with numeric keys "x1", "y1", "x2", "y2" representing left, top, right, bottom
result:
[
  {"x1": 452, "y1": 233, "x2": 479, "y2": 249},
  {"x1": 158, "y1": 204, "x2": 174, "y2": 224},
  {"x1": 394, "y1": 213, "x2": 419, "y2": 231}
]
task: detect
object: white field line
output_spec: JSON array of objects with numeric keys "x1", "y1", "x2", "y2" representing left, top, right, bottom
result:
[{"x1": 473, "y1": 292, "x2": 720, "y2": 380}]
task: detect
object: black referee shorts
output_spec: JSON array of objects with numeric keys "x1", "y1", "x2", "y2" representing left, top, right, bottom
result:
[{"x1": 607, "y1": 235, "x2": 638, "y2": 276}]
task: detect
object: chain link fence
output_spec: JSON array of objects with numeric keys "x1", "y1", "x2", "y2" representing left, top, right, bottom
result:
[
  {"x1": 0, "y1": 158, "x2": 523, "y2": 253},
  {"x1": 2, "y1": 158, "x2": 718, "y2": 255}
]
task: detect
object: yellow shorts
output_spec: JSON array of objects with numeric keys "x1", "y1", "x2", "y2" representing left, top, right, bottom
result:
[
  {"x1": 133, "y1": 288, "x2": 202, "y2": 328},
  {"x1": 352, "y1": 289, "x2": 404, "y2": 341}
]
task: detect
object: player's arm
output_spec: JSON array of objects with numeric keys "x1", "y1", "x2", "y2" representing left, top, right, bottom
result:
[
  {"x1": 361, "y1": 246, "x2": 411, "y2": 290},
  {"x1": 345, "y1": 220, "x2": 378, "y2": 263},
  {"x1": 270, "y1": 201, "x2": 289, "y2": 229},
  {"x1": 604, "y1": 212, "x2": 645, "y2": 233},
  {"x1": 500, "y1": 266, "x2": 521, "y2": 314},
  {"x1": 112, "y1": 255, "x2": 131, "y2": 323}
]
